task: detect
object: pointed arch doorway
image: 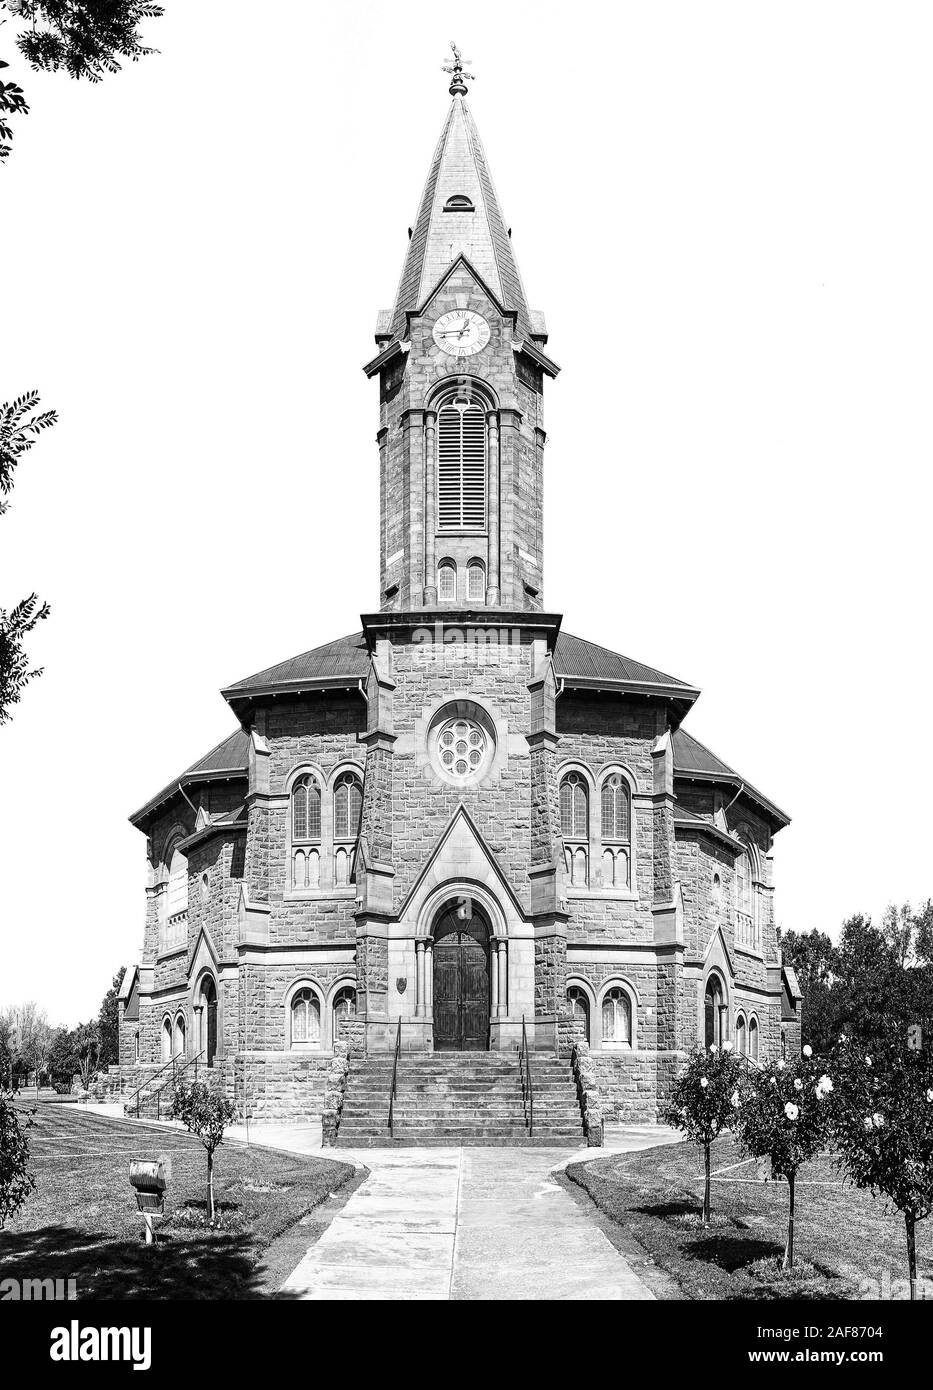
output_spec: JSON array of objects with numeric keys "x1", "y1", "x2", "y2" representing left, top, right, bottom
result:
[{"x1": 432, "y1": 901, "x2": 490, "y2": 1050}]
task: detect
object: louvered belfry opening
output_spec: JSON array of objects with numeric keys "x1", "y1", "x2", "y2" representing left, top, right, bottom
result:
[{"x1": 437, "y1": 396, "x2": 486, "y2": 530}]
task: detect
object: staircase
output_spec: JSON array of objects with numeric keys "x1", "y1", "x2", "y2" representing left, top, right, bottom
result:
[{"x1": 335, "y1": 1051, "x2": 585, "y2": 1147}]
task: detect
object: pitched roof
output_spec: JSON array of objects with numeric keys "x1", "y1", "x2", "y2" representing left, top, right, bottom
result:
[
  {"x1": 553, "y1": 631, "x2": 697, "y2": 695},
  {"x1": 222, "y1": 632, "x2": 370, "y2": 699},
  {"x1": 388, "y1": 97, "x2": 533, "y2": 341},
  {"x1": 129, "y1": 729, "x2": 249, "y2": 828},
  {"x1": 672, "y1": 728, "x2": 790, "y2": 829}
]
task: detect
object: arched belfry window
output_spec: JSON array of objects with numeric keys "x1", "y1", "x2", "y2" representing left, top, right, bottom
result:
[
  {"x1": 438, "y1": 558, "x2": 457, "y2": 601},
  {"x1": 437, "y1": 396, "x2": 486, "y2": 530},
  {"x1": 467, "y1": 559, "x2": 485, "y2": 603}
]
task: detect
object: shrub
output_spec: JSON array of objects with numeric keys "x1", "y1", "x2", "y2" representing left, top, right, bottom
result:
[
  {"x1": 0, "y1": 1092, "x2": 36, "y2": 1229},
  {"x1": 662, "y1": 1043, "x2": 751, "y2": 1225},
  {"x1": 170, "y1": 1082, "x2": 236, "y2": 1221}
]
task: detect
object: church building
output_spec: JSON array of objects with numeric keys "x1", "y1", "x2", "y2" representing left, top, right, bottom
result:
[{"x1": 117, "y1": 52, "x2": 793, "y2": 1140}]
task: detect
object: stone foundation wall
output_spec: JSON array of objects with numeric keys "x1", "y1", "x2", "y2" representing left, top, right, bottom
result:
[{"x1": 233, "y1": 1052, "x2": 332, "y2": 1125}]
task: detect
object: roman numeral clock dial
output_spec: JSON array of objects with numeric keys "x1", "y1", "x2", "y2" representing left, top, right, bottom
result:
[{"x1": 432, "y1": 309, "x2": 491, "y2": 357}]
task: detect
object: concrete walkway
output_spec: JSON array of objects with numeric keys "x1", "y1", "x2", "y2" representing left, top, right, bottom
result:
[{"x1": 281, "y1": 1143, "x2": 666, "y2": 1301}]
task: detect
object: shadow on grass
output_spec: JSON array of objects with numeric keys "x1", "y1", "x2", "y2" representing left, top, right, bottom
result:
[
  {"x1": 686, "y1": 1234, "x2": 781, "y2": 1272},
  {"x1": 0, "y1": 1224, "x2": 301, "y2": 1300},
  {"x1": 630, "y1": 1199, "x2": 698, "y2": 1220}
]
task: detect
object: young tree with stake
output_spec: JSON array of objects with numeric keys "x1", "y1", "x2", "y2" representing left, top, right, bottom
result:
[
  {"x1": 662, "y1": 1043, "x2": 750, "y2": 1226},
  {"x1": 171, "y1": 1082, "x2": 236, "y2": 1222},
  {"x1": 738, "y1": 1045, "x2": 834, "y2": 1269}
]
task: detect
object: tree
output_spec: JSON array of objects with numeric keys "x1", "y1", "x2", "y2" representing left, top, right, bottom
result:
[
  {"x1": 0, "y1": 1091, "x2": 35, "y2": 1228},
  {"x1": 11, "y1": 1002, "x2": 52, "y2": 1096},
  {"x1": 832, "y1": 1025, "x2": 933, "y2": 1300},
  {"x1": 73, "y1": 1020, "x2": 100, "y2": 1089},
  {"x1": 662, "y1": 1043, "x2": 750, "y2": 1226},
  {"x1": 0, "y1": 1, "x2": 163, "y2": 160},
  {"x1": 97, "y1": 967, "x2": 125, "y2": 1068},
  {"x1": 779, "y1": 927, "x2": 838, "y2": 1054},
  {"x1": 170, "y1": 1082, "x2": 236, "y2": 1222},
  {"x1": 1, "y1": 390, "x2": 57, "y2": 723},
  {"x1": 47, "y1": 1025, "x2": 78, "y2": 1091},
  {"x1": 0, "y1": 1011, "x2": 14, "y2": 1090},
  {"x1": 738, "y1": 1046, "x2": 834, "y2": 1269},
  {"x1": 881, "y1": 901, "x2": 933, "y2": 971}
]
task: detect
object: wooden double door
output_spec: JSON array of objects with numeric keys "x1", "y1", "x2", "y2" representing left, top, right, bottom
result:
[{"x1": 433, "y1": 906, "x2": 490, "y2": 1050}]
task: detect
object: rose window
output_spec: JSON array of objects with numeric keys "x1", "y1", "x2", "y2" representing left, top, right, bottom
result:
[{"x1": 437, "y1": 719, "x2": 487, "y2": 780}]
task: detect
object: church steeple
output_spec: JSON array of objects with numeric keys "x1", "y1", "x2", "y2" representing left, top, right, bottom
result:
[{"x1": 365, "y1": 54, "x2": 558, "y2": 615}]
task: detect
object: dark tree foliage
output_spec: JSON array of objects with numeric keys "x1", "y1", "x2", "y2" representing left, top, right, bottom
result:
[
  {"x1": 0, "y1": 390, "x2": 56, "y2": 724},
  {"x1": 0, "y1": 1092, "x2": 35, "y2": 1228},
  {"x1": 779, "y1": 927, "x2": 838, "y2": 1054},
  {"x1": 1, "y1": 1, "x2": 162, "y2": 159},
  {"x1": 97, "y1": 967, "x2": 125, "y2": 1068}
]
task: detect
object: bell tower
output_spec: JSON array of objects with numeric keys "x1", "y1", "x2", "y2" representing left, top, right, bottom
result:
[{"x1": 364, "y1": 46, "x2": 559, "y2": 614}]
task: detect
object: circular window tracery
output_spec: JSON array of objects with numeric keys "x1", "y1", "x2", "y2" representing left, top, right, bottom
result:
[{"x1": 428, "y1": 702, "x2": 496, "y2": 785}]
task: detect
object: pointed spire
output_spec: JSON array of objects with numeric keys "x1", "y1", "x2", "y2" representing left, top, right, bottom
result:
[{"x1": 386, "y1": 82, "x2": 534, "y2": 342}]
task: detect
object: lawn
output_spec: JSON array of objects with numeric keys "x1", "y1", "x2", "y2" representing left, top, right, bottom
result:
[
  {"x1": 0, "y1": 1102, "x2": 356, "y2": 1299},
  {"x1": 568, "y1": 1134, "x2": 933, "y2": 1300}
]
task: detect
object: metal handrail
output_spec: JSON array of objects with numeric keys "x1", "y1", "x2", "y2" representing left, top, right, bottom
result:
[
  {"x1": 519, "y1": 1015, "x2": 533, "y2": 1136},
  {"x1": 127, "y1": 1049, "x2": 204, "y2": 1118},
  {"x1": 387, "y1": 1021, "x2": 402, "y2": 1137}
]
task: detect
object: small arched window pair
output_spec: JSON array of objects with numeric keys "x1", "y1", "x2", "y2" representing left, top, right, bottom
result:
[{"x1": 437, "y1": 558, "x2": 486, "y2": 603}]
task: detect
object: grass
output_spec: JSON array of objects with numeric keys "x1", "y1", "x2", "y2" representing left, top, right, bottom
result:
[
  {"x1": 568, "y1": 1134, "x2": 933, "y2": 1301},
  {"x1": 0, "y1": 1101, "x2": 356, "y2": 1299}
]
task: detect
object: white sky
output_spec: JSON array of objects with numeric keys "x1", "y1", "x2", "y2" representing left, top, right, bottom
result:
[{"x1": 1, "y1": 2, "x2": 931, "y2": 1025}]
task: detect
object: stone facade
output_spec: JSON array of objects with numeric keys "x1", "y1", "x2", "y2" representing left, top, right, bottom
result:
[{"x1": 119, "y1": 81, "x2": 793, "y2": 1128}]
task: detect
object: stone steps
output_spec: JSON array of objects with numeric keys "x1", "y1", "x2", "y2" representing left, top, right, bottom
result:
[{"x1": 334, "y1": 1050, "x2": 584, "y2": 1147}]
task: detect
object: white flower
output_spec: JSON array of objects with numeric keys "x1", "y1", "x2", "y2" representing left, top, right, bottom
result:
[
  {"x1": 926, "y1": 1090, "x2": 933, "y2": 1104},
  {"x1": 873, "y1": 1112, "x2": 884, "y2": 1129},
  {"x1": 709, "y1": 1044, "x2": 718, "y2": 1054},
  {"x1": 863, "y1": 1116, "x2": 874, "y2": 1131},
  {"x1": 770, "y1": 1076, "x2": 778, "y2": 1086},
  {"x1": 784, "y1": 1102, "x2": 799, "y2": 1121},
  {"x1": 700, "y1": 1077, "x2": 709, "y2": 1089},
  {"x1": 777, "y1": 1060, "x2": 785, "y2": 1071},
  {"x1": 865, "y1": 1056, "x2": 872, "y2": 1068},
  {"x1": 793, "y1": 1078, "x2": 803, "y2": 1091},
  {"x1": 815, "y1": 1087, "x2": 825, "y2": 1100},
  {"x1": 722, "y1": 1041, "x2": 733, "y2": 1053},
  {"x1": 802, "y1": 1045, "x2": 813, "y2": 1058},
  {"x1": 839, "y1": 1033, "x2": 847, "y2": 1043},
  {"x1": 731, "y1": 1090, "x2": 741, "y2": 1108},
  {"x1": 817, "y1": 1075, "x2": 833, "y2": 1095}
]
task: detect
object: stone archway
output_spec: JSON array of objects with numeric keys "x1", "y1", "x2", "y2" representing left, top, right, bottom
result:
[{"x1": 431, "y1": 900, "x2": 491, "y2": 1051}]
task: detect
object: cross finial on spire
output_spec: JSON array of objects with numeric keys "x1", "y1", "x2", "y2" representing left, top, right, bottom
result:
[{"x1": 441, "y1": 41, "x2": 475, "y2": 97}]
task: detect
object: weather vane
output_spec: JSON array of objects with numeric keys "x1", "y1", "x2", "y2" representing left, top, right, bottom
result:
[{"x1": 442, "y1": 41, "x2": 475, "y2": 97}]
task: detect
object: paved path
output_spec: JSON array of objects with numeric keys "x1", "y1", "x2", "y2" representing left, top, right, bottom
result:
[{"x1": 281, "y1": 1145, "x2": 659, "y2": 1301}]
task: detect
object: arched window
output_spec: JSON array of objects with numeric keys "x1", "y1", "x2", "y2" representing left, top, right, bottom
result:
[
  {"x1": 292, "y1": 774, "x2": 321, "y2": 842},
  {"x1": 600, "y1": 773, "x2": 631, "y2": 888},
  {"x1": 467, "y1": 559, "x2": 485, "y2": 603},
  {"x1": 602, "y1": 988, "x2": 632, "y2": 1045},
  {"x1": 735, "y1": 839, "x2": 760, "y2": 951},
  {"x1": 443, "y1": 193, "x2": 475, "y2": 212},
  {"x1": 291, "y1": 773, "x2": 322, "y2": 889},
  {"x1": 560, "y1": 772, "x2": 588, "y2": 838},
  {"x1": 333, "y1": 773, "x2": 362, "y2": 841},
  {"x1": 437, "y1": 397, "x2": 486, "y2": 530},
  {"x1": 161, "y1": 1016, "x2": 172, "y2": 1063},
  {"x1": 161, "y1": 846, "x2": 188, "y2": 952},
  {"x1": 735, "y1": 1012, "x2": 747, "y2": 1055},
  {"x1": 290, "y1": 988, "x2": 321, "y2": 1047},
  {"x1": 704, "y1": 975, "x2": 724, "y2": 1049},
  {"x1": 749, "y1": 1015, "x2": 759, "y2": 1061},
  {"x1": 567, "y1": 986, "x2": 590, "y2": 1043},
  {"x1": 560, "y1": 772, "x2": 589, "y2": 887},
  {"x1": 173, "y1": 1014, "x2": 186, "y2": 1059},
  {"x1": 438, "y1": 559, "x2": 457, "y2": 601},
  {"x1": 134, "y1": 1031, "x2": 140, "y2": 1065},
  {"x1": 332, "y1": 986, "x2": 356, "y2": 1042}
]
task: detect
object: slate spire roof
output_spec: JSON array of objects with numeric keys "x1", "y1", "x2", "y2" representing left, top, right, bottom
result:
[{"x1": 386, "y1": 95, "x2": 535, "y2": 342}]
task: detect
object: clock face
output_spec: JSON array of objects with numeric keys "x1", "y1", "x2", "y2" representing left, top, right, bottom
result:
[{"x1": 432, "y1": 309, "x2": 491, "y2": 357}]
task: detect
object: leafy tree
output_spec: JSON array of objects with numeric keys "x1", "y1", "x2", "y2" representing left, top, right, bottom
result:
[
  {"x1": 1, "y1": 390, "x2": 56, "y2": 724},
  {"x1": 0, "y1": 1011, "x2": 14, "y2": 1090},
  {"x1": 662, "y1": 1043, "x2": 750, "y2": 1226},
  {"x1": 97, "y1": 967, "x2": 124, "y2": 1068},
  {"x1": 0, "y1": 1091, "x2": 35, "y2": 1227},
  {"x1": 73, "y1": 1020, "x2": 100, "y2": 1089},
  {"x1": 832, "y1": 1025, "x2": 933, "y2": 1300},
  {"x1": 0, "y1": 1, "x2": 163, "y2": 160},
  {"x1": 881, "y1": 901, "x2": 933, "y2": 971},
  {"x1": 738, "y1": 1047, "x2": 834, "y2": 1268},
  {"x1": 10, "y1": 1002, "x2": 52, "y2": 1095},
  {"x1": 779, "y1": 927, "x2": 838, "y2": 1054},
  {"x1": 171, "y1": 1082, "x2": 236, "y2": 1221},
  {"x1": 47, "y1": 1024, "x2": 78, "y2": 1091}
]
